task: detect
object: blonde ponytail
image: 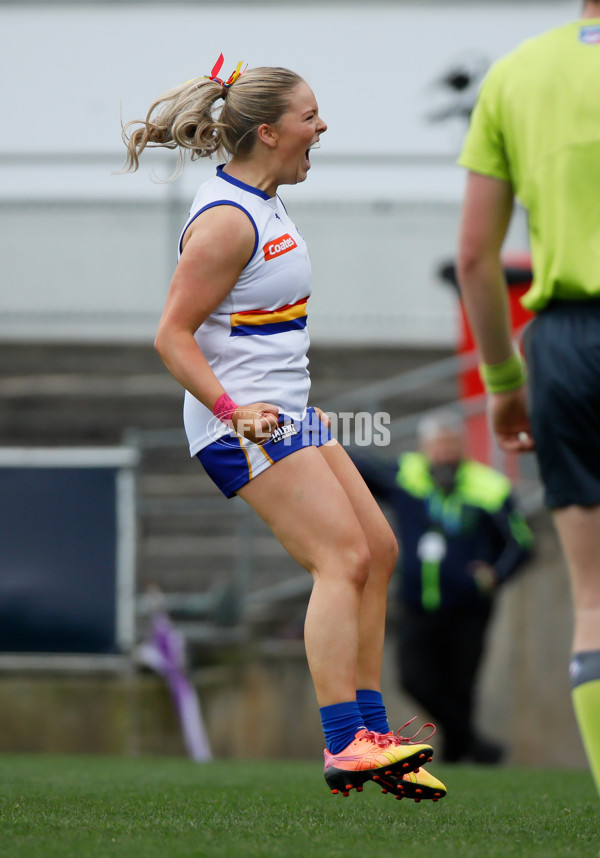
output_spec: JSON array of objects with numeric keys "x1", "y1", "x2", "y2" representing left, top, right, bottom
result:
[
  {"x1": 120, "y1": 65, "x2": 303, "y2": 179},
  {"x1": 121, "y1": 77, "x2": 226, "y2": 176}
]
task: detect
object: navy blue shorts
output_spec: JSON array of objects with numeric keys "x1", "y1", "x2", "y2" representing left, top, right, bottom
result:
[
  {"x1": 197, "y1": 407, "x2": 333, "y2": 498},
  {"x1": 524, "y1": 300, "x2": 600, "y2": 508}
]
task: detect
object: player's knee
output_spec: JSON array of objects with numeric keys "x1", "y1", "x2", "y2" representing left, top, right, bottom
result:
[
  {"x1": 326, "y1": 536, "x2": 371, "y2": 591},
  {"x1": 310, "y1": 533, "x2": 371, "y2": 590},
  {"x1": 345, "y1": 540, "x2": 371, "y2": 591},
  {"x1": 370, "y1": 530, "x2": 399, "y2": 582}
]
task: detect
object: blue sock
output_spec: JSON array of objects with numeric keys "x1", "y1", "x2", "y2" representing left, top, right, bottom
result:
[
  {"x1": 356, "y1": 689, "x2": 390, "y2": 734},
  {"x1": 320, "y1": 701, "x2": 365, "y2": 754}
]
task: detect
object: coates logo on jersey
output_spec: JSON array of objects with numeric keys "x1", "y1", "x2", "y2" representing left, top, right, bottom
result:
[{"x1": 264, "y1": 234, "x2": 297, "y2": 261}]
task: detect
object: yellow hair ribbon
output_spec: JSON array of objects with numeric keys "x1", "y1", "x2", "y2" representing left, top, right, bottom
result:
[{"x1": 224, "y1": 61, "x2": 245, "y2": 87}]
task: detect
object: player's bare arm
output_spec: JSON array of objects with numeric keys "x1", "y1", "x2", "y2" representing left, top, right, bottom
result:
[{"x1": 155, "y1": 205, "x2": 279, "y2": 442}]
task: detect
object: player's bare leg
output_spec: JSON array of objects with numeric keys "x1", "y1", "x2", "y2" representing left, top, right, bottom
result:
[
  {"x1": 238, "y1": 444, "x2": 368, "y2": 705},
  {"x1": 554, "y1": 505, "x2": 600, "y2": 796},
  {"x1": 238, "y1": 445, "x2": 433, "y2": 795},
  {"x1": 317, "y1": 441, "x2": 442, "y2": 798},
  {"x1": 318, "y1": 440, "x2": 398, "y2": 692}
]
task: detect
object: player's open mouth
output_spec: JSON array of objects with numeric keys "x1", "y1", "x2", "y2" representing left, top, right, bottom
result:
[{"x1": 305, "y1": 139, "x2": 321, "y2": 167}]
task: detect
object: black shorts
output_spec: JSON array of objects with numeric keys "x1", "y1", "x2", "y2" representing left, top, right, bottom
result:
[{"x1": 524, "y1": 300, "x2": 600, "y2": 509}]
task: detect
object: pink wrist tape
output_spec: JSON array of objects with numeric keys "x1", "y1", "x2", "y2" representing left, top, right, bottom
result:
[{"x1": 213, "y1": 392, "x2": 238, "y2": 423}]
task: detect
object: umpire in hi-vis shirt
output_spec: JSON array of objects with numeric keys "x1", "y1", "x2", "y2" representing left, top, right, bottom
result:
[{"x1": 457, "y1": 0, "x2": 600, "y2": 795}]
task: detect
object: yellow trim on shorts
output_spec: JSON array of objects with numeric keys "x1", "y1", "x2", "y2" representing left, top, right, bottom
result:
[
  {"x1": 237, "y1": 436, "x2": 253, "y2": 479},
  {"x1": 258, "y1": 444, "x2": 274, "y2": 465}
]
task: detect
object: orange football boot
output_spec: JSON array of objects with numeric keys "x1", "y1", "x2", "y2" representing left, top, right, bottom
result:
[{"x1": 324, "y1": 728, "x2": 433, "y2": 797}]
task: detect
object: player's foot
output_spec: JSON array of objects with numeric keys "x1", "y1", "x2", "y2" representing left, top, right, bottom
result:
[
  {"x1": 324, "y1": 728, "x2": 433, "y2": 797},
  {"x1": 370, "y1": 717, "x2": 445, "y2": 801},
  {"x1": 372, "y1": 766, "x2": 447, "y2": 802}
]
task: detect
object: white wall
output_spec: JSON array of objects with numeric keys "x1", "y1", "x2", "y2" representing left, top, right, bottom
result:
[
  {"x1": 0, "y1": 1, "x2": 578, "y2": 160},
  {"x1": 0, "y1": 2, "x2": 578, "y2": 344}
]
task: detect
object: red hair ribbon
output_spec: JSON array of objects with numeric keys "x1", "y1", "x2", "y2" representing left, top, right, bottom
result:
[{"x1": 205, "y1": 53, "x2": 246, "y2": 88}]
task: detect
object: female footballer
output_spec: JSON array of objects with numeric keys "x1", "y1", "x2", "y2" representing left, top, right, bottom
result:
[{"x1": 122, "y1": 56, "x2": 442, "y2": 800}]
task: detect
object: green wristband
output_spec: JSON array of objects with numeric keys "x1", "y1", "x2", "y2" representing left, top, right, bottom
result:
[{"x1": 480, "y1": 353, "x2": 526, "y2": 394}]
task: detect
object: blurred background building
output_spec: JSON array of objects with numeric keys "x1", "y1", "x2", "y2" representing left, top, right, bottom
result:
[{"x1": 0, "y1": 0, "x2": 585, "y2": 766}]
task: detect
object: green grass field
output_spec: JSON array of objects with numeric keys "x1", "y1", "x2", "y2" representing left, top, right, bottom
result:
[{"x1": 0, "y1": 755, "x2": 598, "y2": 858}]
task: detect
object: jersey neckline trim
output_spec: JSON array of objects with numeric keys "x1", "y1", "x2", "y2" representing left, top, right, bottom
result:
[{"x1": 217, "y1": 165, "x2": 273, "y2": 201}]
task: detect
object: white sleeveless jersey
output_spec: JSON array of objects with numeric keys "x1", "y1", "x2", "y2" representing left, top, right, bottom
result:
[{"x1": 179, "y1": 166, "x2": 312, "y2": 456}]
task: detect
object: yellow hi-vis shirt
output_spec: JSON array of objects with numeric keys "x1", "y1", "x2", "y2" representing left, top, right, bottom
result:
[{"x1": 459, "y1": 18, "x2": 600, "y2": 312}]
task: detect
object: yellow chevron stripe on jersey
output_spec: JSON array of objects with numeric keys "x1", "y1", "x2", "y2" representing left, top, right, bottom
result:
[{"x1": 230, "y1": 297, "x2": 308, "y2": 329}]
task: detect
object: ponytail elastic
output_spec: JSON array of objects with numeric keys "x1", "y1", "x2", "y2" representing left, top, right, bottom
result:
[{"x1": 204, "y1": 53, "x2": 246, "y2": 91}]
